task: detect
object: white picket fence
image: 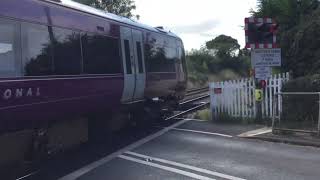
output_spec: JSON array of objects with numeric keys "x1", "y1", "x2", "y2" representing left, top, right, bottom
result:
[{"x1": 210, "y1": 72, "x2": 290, "y2": 120}]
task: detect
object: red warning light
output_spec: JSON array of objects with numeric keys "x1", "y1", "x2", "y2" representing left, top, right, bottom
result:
[
  {"x1": 214, "y1": 88, "x2": 222, "y2": 94},
  {"x1": 260, "y1": 80, "x2": 267, "y2": 88}
]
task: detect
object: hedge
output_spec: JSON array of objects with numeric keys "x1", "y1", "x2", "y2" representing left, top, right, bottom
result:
[{"x1": 280, "y1": 74, "x2": 320, "y2": 129}]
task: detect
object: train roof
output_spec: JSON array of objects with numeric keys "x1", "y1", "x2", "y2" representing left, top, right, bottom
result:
[{"x1": 43, "y1": 0, "x2": 180, "y2": 39}]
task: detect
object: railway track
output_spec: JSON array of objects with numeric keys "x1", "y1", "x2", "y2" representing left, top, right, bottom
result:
[
  {"x1": 185, "y1": 87, "x2": 209, "y2": 97},
  {"x1": 171, "y1": 87, "x2": 210, "y2": 121},
  {"x1": 166, "y1": 102, "x2": 209, "y2": 121},
  {"x1": 186, "y1": 87, "x2": 209, "y2": 93},
  {"x1": 179, "y1": 94, "x2": 210, "y2": 106},
  {"x1": 158, "y1": 86, "x2": 211, "y2": 123},
  {"x1": 181, "y1": 86, "x2": 210, "y2": 106}
]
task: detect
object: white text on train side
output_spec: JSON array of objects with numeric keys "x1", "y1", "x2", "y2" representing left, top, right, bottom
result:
[{"x1": 2, "y1": 88, "x2": 41, "y2": 100}]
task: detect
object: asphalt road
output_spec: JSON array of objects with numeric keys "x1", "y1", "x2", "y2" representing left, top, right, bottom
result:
[{"x1": 54, "y1": 120, "x2": 320, "y2": 180}]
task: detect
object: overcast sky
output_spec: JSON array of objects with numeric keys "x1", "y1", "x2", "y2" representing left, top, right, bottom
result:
[{"x1": 134, "y1": 0, "x2": 257, "y2": 51}]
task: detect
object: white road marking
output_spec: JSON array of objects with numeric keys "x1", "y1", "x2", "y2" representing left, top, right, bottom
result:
[
  {"x1": 16, "y1": 172, "x2": 38, "y2": 180},
  {"x1": 172, "y1": 128, "x2": 233, "y2": 138},
  {"x1": 58, "y1": 119, "x2": 190, "y2": 180},
  {"x1": 174, "y1": 118, "x2": 209, "y2": 122},
  {"x1": 153, "y1": 125, "x2": 233, "y2": 138},
  {"x1": 119, "y1": 155, "x2": 216, "y2": 180},
  {"x1": 125, "y1": 151, "x2": 246, "y2": 180},
  {"x1": 238, "y1": 127, "x2": 272, "y2": 137}
]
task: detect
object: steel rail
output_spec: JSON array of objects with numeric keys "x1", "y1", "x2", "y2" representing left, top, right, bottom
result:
[
  {"x1": 186, "y1": 87, "x2": 209, "y2": 93},
  {"x1": 15, "y1": 171, "x2": 38, "y2": 180},
  {"x1": 185, "y1": 89, "x2": 209, "y2": 97},
  {"x1": 165, "y1": 102, "x2": 210, "y2": 121},
  {"x1": 179, "y1": 94, "x2": 210, "y2": 106}
]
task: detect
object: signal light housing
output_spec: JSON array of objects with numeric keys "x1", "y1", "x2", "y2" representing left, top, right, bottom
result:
[{"x1": 245, "y1": 17, "x2": 278, "y2": 49}]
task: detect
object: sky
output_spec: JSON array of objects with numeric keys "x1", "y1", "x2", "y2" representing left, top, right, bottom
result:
[{"x1": 134, "y1": 0, "x2": 257, "y2": 51}]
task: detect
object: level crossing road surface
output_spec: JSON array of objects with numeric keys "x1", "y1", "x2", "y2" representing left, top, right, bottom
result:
[{"x1": 30, "y1": 120, "x2": 320, "y2": 180}]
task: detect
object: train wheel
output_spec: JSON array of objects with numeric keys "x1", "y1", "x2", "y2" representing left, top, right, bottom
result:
[
  {"x1": 130, "y1": 108, "x2": 153, "y2": 129},
  {"x1": 88, "y1": 113, "x2": 112, "y2": 143},
  {"x1": 88, "y1": 110, "x2": 131, "y2": 142}
]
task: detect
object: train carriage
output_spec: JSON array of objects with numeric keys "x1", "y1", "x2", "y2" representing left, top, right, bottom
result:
[{"x1": 0, "y1": 0, "x2": 187, "y2": 169}]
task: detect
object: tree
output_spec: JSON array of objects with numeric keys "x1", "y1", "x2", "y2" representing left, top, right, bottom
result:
[
  {"x1": 186, "y1": 49, "x2": 212, "y2": 85},
  {"x1": 73, "y1": 0, "x2": 139, "y2": 19},
  {"x1": 251, "y1": 0, "x2": 320, "y2": 77},
  {"x1": 206, "y1": 35, "x2": 240, "y2": 58},
  {"x1": 186, "y1": 35, "x2": 250, "y2": 86},
  {"x1": 252, "y1": 0, "x2": 318, "y2": 29}
]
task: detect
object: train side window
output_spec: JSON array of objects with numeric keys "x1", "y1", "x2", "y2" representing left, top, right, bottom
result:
[
  {"x1": 22, "y1": 23, "x2": 54, "y2": 76},
  {"x1": 165, "y1": 47, "x2": 177, "y2": 72},
  {"x1": 180, "y1": 46, "x2": 187, "y2": 74},
  {"x1": 0, "y1": 19, "x2": 20, "y2": 77},
  {"x1": 136, "y1": 41, "x2": 144, "y2": 73},
  {"x1": 124, "y1": 40, "x2": 132, "y2": 74},
  {"x1": 145, "y1": 44, "x2": 176, "y2": 73},
  {"x1": 82, "y1": 34, "x2": 121, "y2": 74},
  {"x1": 53, "y1": 27, "x2": 82, "y2": 75},
  {"x1": 144, "y1": 43, "x2": 153, "y2": 72}
]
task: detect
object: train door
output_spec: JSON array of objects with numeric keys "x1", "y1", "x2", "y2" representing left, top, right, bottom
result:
[
  {"x1": 132, "y1": 30, "x2": 146, "y2": 100},
  {"x1": 120, "y1": 27, "x2": 135, "y2": 102}
]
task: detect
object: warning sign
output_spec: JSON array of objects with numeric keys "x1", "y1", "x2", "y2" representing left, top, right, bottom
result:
[
  {"x1": 252, "y1": 49, "x2": 281, "y2": 67},
  {"x1": 255, "y1": 67, "x2": 272, "y2": 80},
  {"x1": 255, "y1": 89, "x2": 263, "y2": 101}
]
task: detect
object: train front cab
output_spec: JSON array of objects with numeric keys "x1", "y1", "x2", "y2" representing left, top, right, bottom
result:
[
  {"x1": 116, "y1": 27, "x2": 187, "y2": 125},
  {"x1": 118, "y1": 27, "x2": 187, "y2": 104}
]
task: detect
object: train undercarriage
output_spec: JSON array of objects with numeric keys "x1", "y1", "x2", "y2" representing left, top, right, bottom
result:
[{"x1": 0, "y1": 97, "x2": 179, "y2": 178}]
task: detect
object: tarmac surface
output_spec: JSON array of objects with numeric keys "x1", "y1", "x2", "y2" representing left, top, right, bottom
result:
[{"x1": 52, "y1": 120, "x2": 320, "y2": 180}]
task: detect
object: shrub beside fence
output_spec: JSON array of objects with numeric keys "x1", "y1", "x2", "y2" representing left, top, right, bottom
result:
[
  {"x1": 273, "y1": 92, "x2": 320, "y2": 135},
  {"x1": 275, "y1": 74, "x2": 320, "y2": 134}
]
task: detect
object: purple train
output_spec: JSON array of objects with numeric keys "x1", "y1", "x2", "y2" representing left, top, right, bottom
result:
[{"x1": 0, "y1": 0, "x2": 187, "y2": 168}]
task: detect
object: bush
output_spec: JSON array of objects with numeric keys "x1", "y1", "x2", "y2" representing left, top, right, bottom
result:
[
  {"x1": 283, "y1": 74, "x2": 320, "y2": 92},
  {"x1": 195, "y1": 109, "x2": 211, "y2": 121},
  {"x1": 186, "y1": 48, "x2": 250, "y2": 86},
  {"x1": 281, "y1": 74, "x2": 320, "y2": 129}
]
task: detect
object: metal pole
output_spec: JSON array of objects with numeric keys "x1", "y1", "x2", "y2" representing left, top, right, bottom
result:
[
  {"x1": 272, "y1": 95, "x2": 276, "y2": 133},
  {"x1": 318, "y1": 93, "x2": 320, "y2": 136},
  {"x1": 278, "y1": 94, "x2": 281, "y2": 125}
]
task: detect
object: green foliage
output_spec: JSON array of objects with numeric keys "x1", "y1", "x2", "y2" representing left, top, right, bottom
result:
[
  {"x1": 206, "y1": 35, "x2": 240, "y2": 58},
  {"x1": 281, "y1": 75, "x2": 320, "y2": 128},
  {"x1": 283, "y1": 74, "x2": 320, "y2": 92},
  {"x1": 253, "y1": 0, "x2": 318, "y2": 28},
  {"x1": 186, "y1": 35, "x2": 250, "y2": 86},
  {"x1": 282, "y1": 8, "x2": 320, "y2": 77},
  {"x1": 186, "y1": 48, "x2": 212, "y2": 85},
  {"x1": 73, "y1": 0, "x2": 139, "y2": 19},
  {"x1": 195, "y1": 109, "x2": 211, "y2": 121},
  {"x1": 252, "y1": 0, "x2": 319, "y2": 78}
]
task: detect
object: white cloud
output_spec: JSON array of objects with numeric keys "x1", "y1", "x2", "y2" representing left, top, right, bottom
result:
[
  {"x1": 0, "y1": 43, "x2": 12, "y2": 54},
  {"x1": 134, "y1": 0, "x2": 257, "y2": 51},
  {"x1": 171, "y1": 19, "x2": 220, "y2": 34}
]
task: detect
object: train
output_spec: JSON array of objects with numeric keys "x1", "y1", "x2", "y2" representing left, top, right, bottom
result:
[{"x1": 0, "y1": 0, "x2": 187, "y2": 170}]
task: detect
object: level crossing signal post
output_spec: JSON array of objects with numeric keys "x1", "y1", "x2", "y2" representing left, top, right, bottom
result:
[{"x1": 245, "y1": 17, "x2": 281, "y2": 122}]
